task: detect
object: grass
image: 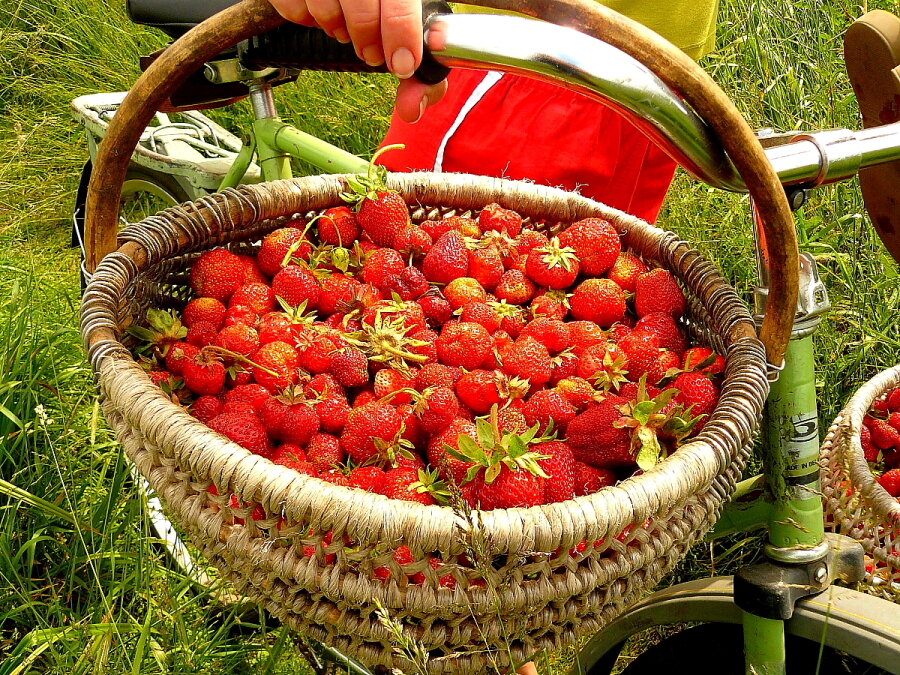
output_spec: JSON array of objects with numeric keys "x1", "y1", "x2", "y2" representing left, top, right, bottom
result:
[{"x1": 1, "y1": 0, "x2": 899, "y2": 672}]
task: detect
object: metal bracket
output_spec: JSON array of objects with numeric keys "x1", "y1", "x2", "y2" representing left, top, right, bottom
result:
[
  {"x1": 735, "y1": 533, "x2": 866, "y2": 620},
  {"x1": 203, "y1": 58, "x2": 281, "y2": 84},
  {"x1": 754, "y1": 251, "x2": 831, "y2": 336}
]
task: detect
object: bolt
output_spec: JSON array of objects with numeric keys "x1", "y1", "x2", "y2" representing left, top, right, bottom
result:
[{"x1": 814, "y1": 566, "x2": 827, "y2": 584}]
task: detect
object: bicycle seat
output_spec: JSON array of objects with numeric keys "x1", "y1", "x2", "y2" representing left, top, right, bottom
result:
[{"x1": 127, "y1": 0, "x2": 240, "y2": 39}]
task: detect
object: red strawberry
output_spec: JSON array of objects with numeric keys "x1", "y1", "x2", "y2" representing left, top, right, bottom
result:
[
  {"x1": 567, "y1": 321, "x2": 608, "y2": 354},
  {"x1": 524, "y1": 237, "x2": 581, "y2": 289},
  {"x1": 490, "y1": 300, "x2": 527, "y2": 338},
  {"x1": 214, "y1": 324, "x2": 260, "y2": 358},
  {"x1": 418, "y1": 291, "x2": 454, "y2": 327},
  {"x1": 271, "y1": 444, "x2": 319, "y2": 476},
  {"x1": 520, "y1": 318, "x2": 571, "y2": 353},
  {"x1": 189, "y1": 248, "x2": 245, "y2": 302},
  {"x1": 634, "y1": 313, "x2": 688, "y2": 355},
  {"x1": 191, "y1": 395, "x2": 224, "y2": 424},
  {"x1": 502, "y1": 336, "x2": 553, "y2": 386},
  {"x1": 455, "y1": 370, "x2": 524, "y2": 414},
  {"x1": 479, "y1": 203, "x2": 523, "y2": 237},
  {"x1": 299, "y1": 332, "x2": 343, "y2": 374},
  {"x1": 514, "y1": 229, "x2": 549, "y2": 257},
  {"x1": 230, "y1": 282, "x2": 276, "y2": 315},
  {"x1": 238, "y1": 255, "x2": 268, "y2": 285},
  {"x1": 318, "y1": 206, "x2": 360, "y2": 246},
  {"x1": 573, "y1": 462, "x2": 617, "y2": 496},
  {"x1": 436, "y1": 322, "x2": 492, "y2": 370},
  {"x1": 558, "y1": 218, "x2": 620, "y2": 277},
  {"x1": 860, "y1": 425, "x2": 880, "y2": 463},
  {"x1": 383, "y1": 467, "x2": 447, "y2": 505},
  {"x1": 683, "y1": 346, "x2": 726, "y2": 376},
  {"x1": 577, "y1": 342, "x2": 629, "y2": 391},
  {"x1": 394, "y1": 225, "x2": 433, "y2": 258},
  {"x1": 555, "y1": 377, "x2": 596, "y2": 410},
  {"x1": 467, "y1": 246, "x2": 505, "y2": 290},
  {"x1": 459, "y1": 302, "x2": 502, "y2": 334},
  {"x1": 521, "y1": 390, "x2": 576, "y2": 432},
  {"x1": 209, "y1": 412, "x2": 273, "y2": 457},
  {"x1": 479, "y1": 465, "x2": 546, "y2": 510},
  {"x1": 313, "y1": 394, "x2": 350, "y2": 434},
  {"x1": 422, "y1": 230, "x2": 469, "y2": 284},
  {"x1": 869, "y1": 419, "x2": 900, "y2": 450},
  {"x1": 223, "y1": 305, "x2": 259, "y2": 328},
  {"x1": 251, "y1": 341, "x2": 300, "y2": 391},
  {"x1": 341, "y1": 402, "x2": 403, "y2": 464},
  {"x1": 225, "y1": 383, "x2": 271, "y2": 414},
  {"x1": 318, "y1": 274, "x2": 362, "y2": 316},
  {"x1": 494, "y1": 269, "x2": 536, "y2": 305},
  {"x1": 570, "y1": 278, "x2": 627, "y2": 327},
  {"x1": 607, "y1": 252, "x2": 648, "y2": 292},
  {"x1": 387, "y1": 266, "x2": 430, "y2": 301},
  {"x1": 329, "y1": 348, "x2": 370, "y2": 388},
  {"x1": 444, "y1": 277, "x2": 487, "y2": 309},
  {"x1": 889, "y1": 412, "x2": 900, "y2": 433},
  {"x1": 877, "y1": 469, "x2": 900, "y2": 497},
  {"x1": 279, "y1": 402, "x2": 321, "y2": 446},
  {"x1": 535, "y1": 441, "x2": 575, "y2": 502},
  {"x1": 272, "y1": 265, "x2": 320, "y2": 308},
  {"x1": 530, "y1": 290, "x2": 569, "y2": 321},
  {"x1": 362, "y1": 247, "x2": 406, "y2": 292},
  {"x1": 183, "y1": 297, "x2": 226, "y2": 329},
  {"x1": 166, "y1": 341, "x2": 200, "y2": 376},
  {"x1": 427, "y1": 419, "x2": 478, "y2": 484},
  {"x1": 670, "y1": 372, "x2": 720, "y2": 423},
  {"x1": 257, "y1": 227, "x2": 312, "y2": 277},
  {"x1": 182, "y1": 350, "x2": 227, "y2": 395},
  {"x1": 356, "y1": 190, "x2": 410, "y2": 248},
  {"x1": 415, "y1": 363, "x2": 459, "y2": 391},
  {"x1": 886, "y1": 388, "x2": 900, "y2": 412},
  {"x1": 306, "y1": 433, "x2": 345, "y2": 471},
  {"x1": 567, "y1": 397, "x2": 634, "y2": 468},
  {"x1": 349, "y1": 465, "x2": 387, "y2": 493},
  {"x1": 414, "y1": 386, "x2": 459, "y2": 433},
  {"x1": 634, "y1": 268, "x2": 686, "y2": 318},
  {"x1": 374, "y1": 368, "x2": 415, "y2": 404},
  {"x1": 617, "y1": 331, "x2": 662, "y2": 382}
]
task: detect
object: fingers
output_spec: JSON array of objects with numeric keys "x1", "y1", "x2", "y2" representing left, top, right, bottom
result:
[
  {"x1": 380, "y1": 0, "x2": 423, "y2": 79},
  {"x1": 305, "y1": 0, "x2": 351, "y2": 42},
  {"x1": 395, "y1": 78, "x2": 448, "y2": 123},
  {"x1": 338, "y1": 0, "x2": 385, "y2": 66},
  {"x1": 268, "y1": 0, "x2": 315, "y2": 26}
]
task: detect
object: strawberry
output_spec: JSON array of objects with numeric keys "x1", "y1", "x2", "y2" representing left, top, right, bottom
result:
[
  {"x1": 427, "y1": 419, "x2": 478, "y2": 484},
  {"x1": 607, "y1": 252, "x2": 648, "y2": 293},
  {"x1": 683, "y1": 346, "x2": 726, "y2": 376},
  {"x1": 444, "y1": 277, "x2": 487, "y2": 309},
  {"x1": 387, "y1": 266, "x2": 430, "y2": 301},
  {"x1": 530, "y1": 289, "x2": 569, "y2": 321},
  {"x1": 860, "y1": 425, "x2": 880, "y2": 463},
  {"x1": 455, "y1": 369, "x2": 527, "y2": 414},
  {"x1": 299, "y1": 332, "x2": 342, "y2": 374},
  {"x1": 166, "y1": 341, "x2": 200, "y2": 376},
  {"x1": 490, "y1": 300, "x2": 527, "y2": 337},
  {"x1": 494, "y1": 269, "x2": 536, "y2": 305},
  {"x1": 889, "y1": 412, "x2": 900, "y2": 433},
  {"x1": 422, "y1": 230, "x2": 469, "y2": 284},
  {"x1": 238, "y1": 255, "x2": 268, "y2": 285},
  {"x1": 479, "y1": 465, "x2": 546, "y2": 509},
  {"x1": 279, "y1": 402, "x2": 321, "y2": 446},
  {"x1": 183, "y1": 350, "x2": 227, "y2": 395},
  {"x1": 318, "y1": 206, "x2": 360, "y2": 247},
  {"x1": 567, "y1": 321, "x2": 608, "y2": 354},
  {"x1": 313, "y1": 394, "x2": 350, "y2": 434},
  {"x1": 634, "y1": 313, "x2": 688, "y2": 355},
  {"x1": 209, "y1": 411, "x2": 273, "y2": 457},
  {"x1": 577, "y1": 342, "x2": 629, "y2": 391},
  {"x1": 420, "y1": 218, "x2": 458, "y2": 243},
  {"x1": 230, "y1": 282, "x2": 276, "y2": 315},
  {"x1": 271, "y1": 444, "x2": 319, "y2": 476},
  {"x1": 224, "y1": 383, "x2": 271, "y2": 414},
  {"x1": 330, "y1": 347, "x2": 370, "y2": 388},
  {"x1": 394, "y1": 225, "x2": 433, "y2": 259},
  {"x1": 318, "y1": 274, "x2": 362, "y2": 316},
  {"x1": 617, "y1": 331, "x2": 662, "y2": 382},
  {"x1": 306, "y1": 433, "x2": 345, "y2": 471},
  {"x1": 558, "y1": 218, "x2": 620, "y2": 277},
  {"x1": 570, "y1": 278, "x2": 627, "y2": 327},
  {"x1": 520, "y1": 317, "x2": 571, "y2": 353},
  {"x1": 555, "y1": 376, "x2": 596, "y2": 410},
  {"x1": 373, "y1": 544, "x2": 415, "y2": 581},
  {"x1": 414, "y1": 386, "x2": 459, "y2": 433},
  {"x1": 445, "y1": 215, "x2": 481, "y2": 238},
  {"x1": 183, "y1": 297, "x2": 227, "y2": 329},
  {"x1": 521, "y1": 390, "x2": 576, "y2": 432},
  {"x1": 362, "y1": 247, "x2": 406, "y2": 292},
  {"x1": 467, "y1": 246, "x2": 505, "y2": 290},
  {"x1": 344, "y1": 162, "x2": 411, "y2": 246},
  {"x1": 223, "y1": 305, "x2": 260, "y2": 328},
  {"x1": 383, "y1": 467, "x2": 448, "y2": 505},
  {"x1": 214, "y1": 324, "x2": 260, "y2": 358},
  {"x1": 514, "y1": 229, "x2": 549, "y2": 257},
  {"x1": 374, "y1": 368, "x2": 415, "y2": 404},
  {"x1": 502, "y1": 336, "x2": 553, "y2": 386},
  {"x1": 415, "y1": 363, "x2": 459, "y2": 391},
  {"x1": 877, "y1": 469, "x2": 900, "y2": 497},
  {"x1": 573, "y1": 462, "x2": 617, "y2": 496},
  {"x1": 189, "y1": 248, "x2": 245, "y2": 302},
  {"x1": 479, "y1": 203, "x2": 523, "y2": 237},
  {"x1": 436, "y1": 322, "x2": 492, "y2": 370},
  {"x1": 634, "y1": 268, "x2": 686, "y2": 319},
  {"x1": 524, "y1": 237, "x2": 581, "y2": 289},
  {"x1": 459, "y1": 302, "x2": 501, "y2": 334},
  {"x1": 257, "y1": 227, "x2": 312, "y2": 277},
  {"x1": 567, "y1": 397, "x2": 634, "y2": 468},
  {"x1": 869, "y1": 419, "x2": 900, "y2": 450},
  {"x1": 887, "y1": 388, "x2": 900, "y2": 412},
  {"x1": 341, "y1": 402, "x2": 403, "y2": 464},
  {"x1": 670, "y1": 372, "x2": 720, "y2": 424},
  {"x1": 418, "y1": 291, "x2": 454, "y2": 327},
  {"x1": 535, "y1": 441, "x2": 576, "y2": 502},
  {"x1": 191, "y1": 395, "x2": 224, "y2": 424},
  {"x1": 349, "y1": 465, "x2": 387, "y2": 493},
  {"x1": 272, "y1": 265, "x2": 320, "y2": 308},
  {"x1": 251, "y1": 341, "x2": 300, "y2": 391}
]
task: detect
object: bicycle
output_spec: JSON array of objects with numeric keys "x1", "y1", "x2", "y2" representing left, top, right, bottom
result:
[{"x1": 75, "y1": 1, "x2": 900, "y2": 673}]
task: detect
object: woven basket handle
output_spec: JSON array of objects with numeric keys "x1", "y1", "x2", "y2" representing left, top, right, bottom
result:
[{"x1": 84, "y1": 0, "x2": 799, "y2": 366}]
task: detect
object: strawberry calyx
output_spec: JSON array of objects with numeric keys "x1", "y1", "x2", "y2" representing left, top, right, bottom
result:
[
  {"x1": 340, "y1": 144, "x2": 404, "y2": 210},
  {"x1": 447, "y1": 406, "x2": 556, "y2": 485},
  {"x1": 534, "y1": 237, "x2": 579, "y2": 272},
  {"x1": 373, "y1": 424, "x2": 418, "y2": 466},
  {"x1": 586, "y1": 350, "x2": 630, "y2": 393},
  {"x1": 344, "y1": 313, "x2": 430, "y2": 373},
  {"x1": 613, "y1": 377, "x2": 702, "y2": 471},
  {"x1": 127, "y1": 308, "x2": 188, "y2": 356},
  {"x1": 408, "y1": 467, "x2": 452, "y2": 505}
]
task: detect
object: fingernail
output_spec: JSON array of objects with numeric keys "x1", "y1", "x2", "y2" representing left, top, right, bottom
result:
[
  {"x1": 362, "y1": 45, "x2": 385, "y2": 67},
  {"x1": 333, "y1": 28, "x2": 351, "y2": 44},
  {"x1": 390, "y1": 47, "x2": 415, "y2": 79},
  {"x1": 415, "y1": 96, "x2": 427, "y2": 123}
]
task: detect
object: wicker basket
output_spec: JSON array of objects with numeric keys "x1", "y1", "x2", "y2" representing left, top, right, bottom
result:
[
  {"x1": 821, "y1": 365, "x2": 900, "y2": 602},
  {"x1": 81, "y1": 172, "x2": 770, "y2": 672}
]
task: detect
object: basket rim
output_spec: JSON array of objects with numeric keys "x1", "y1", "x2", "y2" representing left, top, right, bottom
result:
[{"x1": 82, "y1": 172, "x2": 768, "y2": 552}]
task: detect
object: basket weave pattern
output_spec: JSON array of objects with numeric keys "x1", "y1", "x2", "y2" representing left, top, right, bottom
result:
[
  {"x1": 821, "y1": 366, "x2": 900, "y2": 602},
  {"x1": 81, "y1": 174, "x2": 769, "y2": 672}
]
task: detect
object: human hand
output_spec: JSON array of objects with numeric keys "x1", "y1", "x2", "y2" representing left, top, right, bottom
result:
[{"x1": 268, "y1": 0, "x2": 447, "y2": 122}]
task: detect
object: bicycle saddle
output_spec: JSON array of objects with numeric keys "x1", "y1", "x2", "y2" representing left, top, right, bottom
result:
[{"x1": 127, "y1": 0, "x2": 240, "y2": 39}]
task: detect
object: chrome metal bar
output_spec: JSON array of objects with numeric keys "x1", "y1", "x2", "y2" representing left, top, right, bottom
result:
[
  {"x1": 425, "y1": 13, "x2": 744, "y2": 191},
  {"x1": 425, "y1": 14, "x2": 900, "y2": 192}
]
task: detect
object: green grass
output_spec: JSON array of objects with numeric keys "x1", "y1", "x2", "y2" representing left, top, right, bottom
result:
[{"x1": 1, "y1": 0, "x2": 899, "y2": 672}]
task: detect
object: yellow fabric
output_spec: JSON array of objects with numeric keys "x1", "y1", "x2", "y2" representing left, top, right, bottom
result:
[{"x1": 454, "y1": 1, "x2": 720, "y2": 60}]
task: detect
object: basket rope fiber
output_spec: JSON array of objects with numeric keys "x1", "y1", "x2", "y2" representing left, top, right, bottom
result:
[
  {"x1": 81, "y1": 173, "x2": 769, "y2": 672},
  {"x1": 821, "y1": 365, "x2": 900, "y2": 602}
]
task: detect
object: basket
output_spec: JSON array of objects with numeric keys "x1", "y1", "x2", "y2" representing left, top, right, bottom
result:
[
  {"x1": 81, "y1": 173, "x2": 770, "y2": 672},
  {"x1": 821, "y1": 365, "x2": 900, "y2": 602}
]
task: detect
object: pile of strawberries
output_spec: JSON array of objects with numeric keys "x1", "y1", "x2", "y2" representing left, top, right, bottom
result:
[
  {"x1": 861, "y1": 386, "x2": 900, "y2": 499},
  {"x1": 134, "y1": 167, "x2": 726, "y2": 522}
]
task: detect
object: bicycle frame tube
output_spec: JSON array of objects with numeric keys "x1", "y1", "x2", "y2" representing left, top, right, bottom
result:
[{"x1": 255, "y1": 118, "x2": 370, "y2": 175}]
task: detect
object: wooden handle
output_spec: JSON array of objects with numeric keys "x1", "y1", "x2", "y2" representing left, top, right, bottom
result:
[
  {"x1": 84, "y1": 0, "x2": 285, "y2": 273},
  {"x1": 85, "y1": 0, "x2": 798, "y2": 365},
  {"x1": 844, "y1": 10, "x2": 900, "y2": 265}
]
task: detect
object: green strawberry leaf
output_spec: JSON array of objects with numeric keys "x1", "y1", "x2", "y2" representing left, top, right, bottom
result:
[
  {"x1": 635, "y1": 427, "x2": 663, "y2": 471},
  {"x1": 484, "y1": 462, "x2": 502, "y2": 485},
  {"x1": 126, "y1": 325, "x2": 157, "y2": 343}
]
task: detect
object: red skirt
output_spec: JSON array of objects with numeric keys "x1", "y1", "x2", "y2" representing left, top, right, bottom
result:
[{"x1": 379, "y1": 69, "x2": 678, "y2": 223}]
